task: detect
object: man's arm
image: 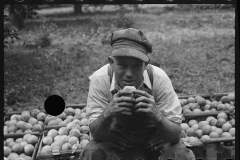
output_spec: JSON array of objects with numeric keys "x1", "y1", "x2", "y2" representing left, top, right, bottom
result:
[
  {"x1": 133, "y1": 90, "x2": 181, "y2": 144},
  {"x1": 88, "y1": 81, "x2": 134, "y2": 141}
]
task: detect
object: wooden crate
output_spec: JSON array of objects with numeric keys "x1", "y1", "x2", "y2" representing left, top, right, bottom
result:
[
  {"x1": 4, "y1": 132, "x2": 42, "y2": 160},
  {"x1": 36, "y1": 125, "x2": 83, "y2": 160}
]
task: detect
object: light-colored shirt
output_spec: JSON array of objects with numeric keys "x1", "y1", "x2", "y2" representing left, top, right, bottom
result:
[{"x1": 86, "y1": 64, "x2": 182, "y2": 125}]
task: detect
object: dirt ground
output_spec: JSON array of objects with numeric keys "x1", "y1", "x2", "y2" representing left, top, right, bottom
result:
[{"x1": 4, "y1": 5, "x2": 235, "y2": 111}]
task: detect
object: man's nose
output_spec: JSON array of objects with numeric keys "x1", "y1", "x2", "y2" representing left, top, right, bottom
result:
[{"x1": 125, "y1": 67, "x2": 133, "y2": 77}]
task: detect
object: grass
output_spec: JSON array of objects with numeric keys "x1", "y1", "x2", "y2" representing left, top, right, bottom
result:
[{"x1": 4, "y1": 6, "x2": 235, "y2": 111}]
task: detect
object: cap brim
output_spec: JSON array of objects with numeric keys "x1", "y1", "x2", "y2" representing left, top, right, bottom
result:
[{"x1": 112, "y1": 48, "x2": 149, "y2": 62}]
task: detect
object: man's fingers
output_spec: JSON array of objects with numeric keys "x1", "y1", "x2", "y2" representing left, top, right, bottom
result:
[
  {"x1": 115, "y1": 96, "x2": 135, "y2": 103},
  {"x1": 132, "y1": 90, "x2": 151, "y2": 98},
  {"x1": 135, "y1": 96, "x2": 151, "y2": 103},
  {"x1": 134, "y1": 102, "x2": 151, "y2": 110},
  {"x1": 117, "y1": 102, "x2": 134, "y2": 108}
]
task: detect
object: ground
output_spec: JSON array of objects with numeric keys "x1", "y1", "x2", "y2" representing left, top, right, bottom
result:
[{"x1": 4, "y1": 5, "x2": 235, "y2": 111}]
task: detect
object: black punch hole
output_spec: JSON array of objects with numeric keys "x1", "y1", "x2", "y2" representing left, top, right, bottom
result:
[{"x1": 44, "y1": 95, "x2": 65, "y2": 116}]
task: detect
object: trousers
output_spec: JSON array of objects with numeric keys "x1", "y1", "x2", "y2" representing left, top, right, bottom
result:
[{"x1": 78, "y1": 122, "x2": 195, "y2": 160}]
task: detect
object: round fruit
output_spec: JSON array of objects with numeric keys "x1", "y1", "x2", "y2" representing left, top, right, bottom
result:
[
  {"x1": 215, "y1": 128, "x2": 223, "y2": 136},
  {"x1": 181, "y1": 123, "x2": 190, "y2": 131},
  {"x1": 80, "y1": 118, "x2": 88, "y2": 126},
  {"x1": 221, "y1": 96, "x2": 229, "y2": 104},
  {"x1": 216, "y1": 118, "x2": 227, "y2": 128},
  {"x1": 68, "y1": 136, "x2": 79, "y2": 145},
  {"x1": 15, "y1": 138, "x2": 23, "y2": 143},
  {"x1": 51, "y1": 140, "x2": 64, "y2": 149},
  {"x1": 182, "y1": 105, "x2": 190, "y2": 111},
  {"x1": 8, "y1": 125, "x2": 17, "y2": 133},
  {"x1": 12, "y1": 143, "x2": 24, "y2": 154},
  {"x1": 195, "y1": 129, "x2": 203, "y2": 138},
  {"x1": 81, "y1": 126, "x2": 90, "y2": 134},
  {"x1": 227, "y1": 93, "x2": 235, "y2": 102},
  {"x1": 80, "y1": 139, "x2": 89, "y2": 149},
  {"x1": 21, "y1": 111, "x2": 31, "y2": 122},
  {"x1": 198, "y1": 121, "x2": 209, "y2": 129},
  {"x1": 188, "y1": 119, "x2": 198, "y2": 127},
  {"x1": 23, "y1": 134, "x2": 32, "y2": 141},
  {"x1": 8, "y1": 120, "x2": 17, "y2": 126},
  {"x1": 81, "y1": 134, "x2": 90, "y2": 141},
  {"x1": 187, "y1": 136, "x2": 199, "y2": 143},
  {"x1": 4, "y1": 146, "x2": 12, "y2": 157},
  {"x1": 59, "y1": 127, "x2": 69, "y2": 135},
  {"x1": 30, "y1": 109, "x2": 41, "y2": 118},
  {"x1": 203, "y1": 104, "x2": 211, "y2": 111},
  {"x1": 209, "y1": 132, "x2": 219, "y2": 138},
  {"x1": 191, "y1": 124, "x2": 199, "y2": 131},
  {"x1": 44, "y1": 115, "x2": 56, "y2": 124},
  {"x1": 7, "y1": 152, "x2": 19, "y2": 160},
  {"x1": 37, "y1": 112, "x2": 46, "y2": 122},
  {"x1": 221, "y1": 132, "x2": 232, "y2": 138},
  {"x1": 193, "y1": 108, "x2": 202, "y2": 113},
  {"x1": 197, "y1": 98, "x2": 206, "y2": 107},
  {"x1": 229, "y1": 128, "x2": 235, "y2": 137},
  {"x1": 58, "y1": 112, "x2": 67, "y2": 120},
  {"x1": 183, "y1": 109, "x2": 192, "y2": 116},
  {"x1": 65, "y1": 108, "x2": 75, "y2": 116},
  {"x1": 10, "y1": 114, "x2": 22, "y2": 121},
  {"x1": 209, "y1": 118, "x2": 218, "y2": 126},
  {"x1": 186, "y1": 128, "x2": 195, "y2": 137},
  {"x1": 229, "y1": 119, "x2": 235, "y2": 127},
  {"x1": 62, "y1": 143, "x2": 72, "y2": 151},
  {"x1": 20, "y1": 141, "x2": 28, "y2": 148},
  {"x1": 206, "y1": 116, "x2": 215, "y2": 123},
  {"x1": 28, "y1": 117, "x2": 38, "y2": 125},
  {"x1": 27, "y1": 135, "x2": 38, "y2": 144},
  {"x1": 69, "y1": 128, "x2": 81, "y2": 138},
  {"x1": 47, "y1": 129, "x2": 58, "y2": 138},
  {"x1": 51, "y1": 145, "x2": 61, "y2": 152},
  {"x1": 24, "y1": 144, "x2": 34, "y2": 156},
  {"x1": 222, "y1": 123, "x2": 232, "y2": 132},
  {"x1": 32, "y1": 124, "x2": 42, "y2": 132},
  {"x1": 202, "y1": 125, "x2": 212, "y2": 135},
  {"x1": 210, "y1": 108, "x2": 217, "y2": 112},
  {"x1": 210, "y1": 101, "x2": 218, "y2": 109},
  {"x1": 217, "y1": 104, "x2": 225, "y2": 111},
  {"x1": 226, "y1": 104, "x2": 235, "y2": 112},
  {"x1": 6, "y1": 138, "x2": 14, "y2": 145},
  {"x1": 211, "y1": 126, "x2": 217, "y2": 132},
  {"x1": 60, "y1": 135, "x2": 70, "y2": 143},
  {"x1": 204, "y1": 110, "x2": 211, "y2": 113},
  {"x1": 43, "y1": 136, "x2": 53, "y2": 145},
  {"x1": 187, "y1": 97, "x2": 195, "y2": 103},
  {"x1": 41, "y1": 145, "x2": 51, "y2": 154},
  {"x1": 200, "y1": 135, "x2": 210, "y2": 143},
  {"x1": 48, "y1": 119, "x2": 59, "y2": 126}
]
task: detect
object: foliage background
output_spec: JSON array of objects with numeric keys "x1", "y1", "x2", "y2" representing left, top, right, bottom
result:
[{"x1": 4, "y1": 4, "x2": 235, "y2": 111}]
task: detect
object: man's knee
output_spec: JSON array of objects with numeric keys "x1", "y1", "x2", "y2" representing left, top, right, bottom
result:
[
  {"x1": 80, "y1": 140, "x2": 108, "y2": 160},
  {"x1": 160, "y1": 141, "x2": 195, "y2": 160}
]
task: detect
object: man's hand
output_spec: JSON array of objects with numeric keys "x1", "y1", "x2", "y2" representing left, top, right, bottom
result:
[
  {"x1": 103, "y1": 90, "x2": 135, "y2": 118},
  {"x1": 132, "y1": 90, "x2": 161, "y2": 120}
]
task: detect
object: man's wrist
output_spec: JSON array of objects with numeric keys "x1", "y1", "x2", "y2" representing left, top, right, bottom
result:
[{"x1": 153, "y1": 111, "x2": 164, "y2": 123}]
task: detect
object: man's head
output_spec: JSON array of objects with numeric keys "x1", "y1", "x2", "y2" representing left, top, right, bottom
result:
[{"x1": 108, "y1": 28, "x2": 152, "y2": 88}]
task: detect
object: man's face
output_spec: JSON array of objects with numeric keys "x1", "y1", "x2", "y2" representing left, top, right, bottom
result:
[{"x1": 113, "y1": 56, "x2": 147, "y2": 88}]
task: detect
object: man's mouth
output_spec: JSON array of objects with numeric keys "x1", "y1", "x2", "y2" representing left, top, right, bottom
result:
[{"x1": 123, "y1": 80, "x2": 134, "y2": 85}]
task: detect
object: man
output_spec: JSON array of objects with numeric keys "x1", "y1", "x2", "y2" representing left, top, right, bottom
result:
[{"x1": 80, "y1": 28, "x2": 195, "y2": 160}]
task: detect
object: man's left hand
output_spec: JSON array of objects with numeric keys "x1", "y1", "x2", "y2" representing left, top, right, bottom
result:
[{"x1": 132, "y1": 90, "x2": 161, "y2": 120}]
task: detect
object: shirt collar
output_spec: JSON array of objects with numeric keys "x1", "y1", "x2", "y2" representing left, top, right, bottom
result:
[{"x1": 110, "y1": 70, "x2": 152, "y2": 92}]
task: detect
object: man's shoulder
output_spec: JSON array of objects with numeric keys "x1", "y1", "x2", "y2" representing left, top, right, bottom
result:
[
  {"x1": 89, "y1": 64, "x2": 109, "y2": 80},
  {"x1": 150, "y1": 64, "x2": 169, "y2": 79}
]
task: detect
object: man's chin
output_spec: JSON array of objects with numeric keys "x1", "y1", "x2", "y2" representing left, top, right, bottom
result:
[{"x1": 122, "y1": 81, "x2": 136, "y2": 87}]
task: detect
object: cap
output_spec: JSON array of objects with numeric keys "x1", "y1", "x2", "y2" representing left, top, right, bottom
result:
[{"x1": 110, "y1": 28, "x2": 152, "y2": 62}]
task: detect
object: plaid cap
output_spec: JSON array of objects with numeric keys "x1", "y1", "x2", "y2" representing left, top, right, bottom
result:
[{"x1": 110, "y1": 28, "x2": 152, "y2": 62}]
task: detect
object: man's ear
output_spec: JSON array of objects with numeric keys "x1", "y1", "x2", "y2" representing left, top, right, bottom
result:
[{"x1": 108, "y1": 56, "x2": 114, "y2": 66}]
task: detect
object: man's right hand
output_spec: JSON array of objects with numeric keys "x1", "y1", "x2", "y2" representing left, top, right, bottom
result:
[{"x1": 103, "y1": 90, "x2": 135, "y2": 118}]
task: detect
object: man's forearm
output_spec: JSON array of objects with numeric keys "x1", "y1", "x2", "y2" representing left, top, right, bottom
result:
[
  {"x1": 152, "y1": 112, "x2": 181, "y2": 144},
  {"x1": 89, "y1": 110, "x2": 113, "y2": 141}
]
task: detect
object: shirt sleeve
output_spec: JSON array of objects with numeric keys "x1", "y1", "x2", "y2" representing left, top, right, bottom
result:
[
  {"x1": 154, "y1": 75, "x2": 182, "y2": 124},
  {"x1": 86, "y1": 75, "x2": 109, "y2": 125}
]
